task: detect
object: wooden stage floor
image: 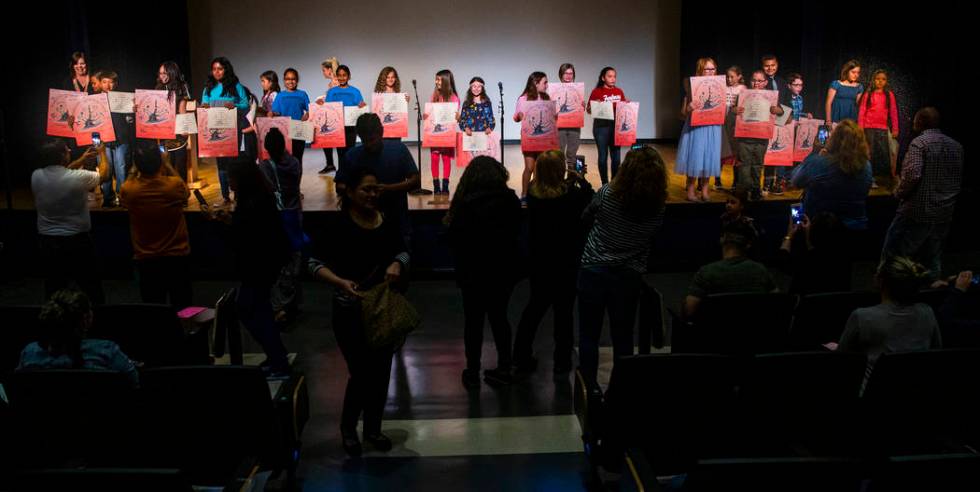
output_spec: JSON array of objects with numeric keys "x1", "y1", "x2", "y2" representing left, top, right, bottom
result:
[{"x1": 6, "y1": 143, "x2": 890, "y2": 213}]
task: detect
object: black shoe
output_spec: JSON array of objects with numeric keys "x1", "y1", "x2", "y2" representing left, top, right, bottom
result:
[
  {"x1": 363, "y1": 432, "x2": 393, "y2": 452},
  {"x1": 341, "y1": 430, "x2": 362, "y2": 457},
  {"x1": 432, "y1": 179, "x2": 441, "y2": 194},
  {"x1": 318, "y1": 164, "x2": 336, "y2": 174},
  {"x1": 462, "y1": 368, "x2": 481, "y2": 390},
  {"x1": 770, "y1": 183, "x2": 784, "y2": 196},
  {"x1": 441, "y1": 179, "x2": 450, "y2": 195},
  {"x1": 483, "y1": 367, "x2": 512, "y2": 387}
]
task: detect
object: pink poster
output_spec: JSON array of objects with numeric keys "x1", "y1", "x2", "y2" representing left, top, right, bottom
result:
[
  {"x1": 422, "y1": 102, "x2": 458, "y2": 148},
  {"x1": 614, "y1": 101, "x2": 639, "y2": 147},
  {"x1": 519, "y1": 100, "x2": 559, "y2": 152},
  {"x1": 196, "y1": 110, "x2": 238, "y2": 158},
  {"x1": 793, "y1": 117, "x2": 821, "y2": 162},
  {"x1": 371, "y1": 93, "x2": 410, "y2": 139},
  {"x1": 548, "y1": 82, "x2": 585, "y2": 128},
  {"x1": 47, "y1": 89, "x2": 84, "y2": 138},
  {"x1": 310, "y1": 102, "x2": 346, "y2": 149},
  {"x1": 135, "y1": 89, "x2": 176, "y2": 140},
  {"x1": 456, "y1": 130, "x2": 501, "y2": 168},
  {"x1": 764, "y1": 121, "x2": 795, "y2": 166},
  {"x1": 71, "y1": 93, "x2": 116, "y2": 146},
  {"x1": 734, "y1": 89, "x2": 778, "y2": 140},
  {"x1": 255, "y1": 117, "x2": 293, "y2": 161},
  {"x1": 689, "y1": 75, "x2": 726, "y2": 127}
]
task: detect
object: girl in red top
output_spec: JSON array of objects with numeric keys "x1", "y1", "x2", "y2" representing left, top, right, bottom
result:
[
  {"x1": 429, "y1": 69, "x2": 459, "y2": 195},
  {"x1": 858, "y1": 69, "x2": 900, "y2": 188},
  {"x1": 588, "y1": 67, "x2": 627, "y2": 184}
]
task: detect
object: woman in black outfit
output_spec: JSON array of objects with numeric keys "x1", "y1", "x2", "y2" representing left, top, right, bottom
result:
[
  {"x1": 446, "y1": 156, "x2": 523, "y2": 389},
  {"x1": 309, "y1": 166, "x2": 409, "y2": 457},
  {"x1": 513, "y1": 150, "x2": 594, "y2": 375}
]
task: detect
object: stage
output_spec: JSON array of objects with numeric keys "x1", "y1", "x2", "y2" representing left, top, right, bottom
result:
[{"x1": 4, "y1": 142, "x2": 892, "y2": 213}]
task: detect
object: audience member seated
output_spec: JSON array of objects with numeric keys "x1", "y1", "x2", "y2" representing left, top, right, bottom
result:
[
  {"x1": 684, "y1": 218, "x2": 777, "y2": 318},
  {"x1": 777, "y1": 211, "x2": 852, "y2": 294},
  {"x1": 838, "y1": 256, "x2": 941, "y2": 378},
  {"x1": 17, "y1": 289, "x2": 139, "y2": 387},
  {"x1": 937, "y1": 270, "x2": 980, "y2": 348}
]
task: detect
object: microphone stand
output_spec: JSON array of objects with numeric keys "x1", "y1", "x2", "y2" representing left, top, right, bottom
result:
[
  {"x1": 409, "y1": 79, "x2": 432, "y2": 195},
  {"x1": 498, "y1": 82, "x2": 505, "y2": 168}
]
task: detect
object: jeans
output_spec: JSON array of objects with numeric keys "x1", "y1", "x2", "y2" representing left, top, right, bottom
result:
[
  {"x1": 38, "y1": 233, "x2": 105, "y2": 304},
  {"x1": 460, "y1": 282, "x2": 515, "y2": 371},
  {"x1": 333, "y1": 300, "x2": 394, "y2": 435},
  {"x1": 577, "y1": 265, "x2": 642, "y2": 386},
  {"x1": 592, "y1": 124, "x2": 620, "y2": 184},
  {"x1": 237, "y1": 280, "x2": 289, "y2": 369},
  {"x1": 558, "y1": 128, "x2": 581, "y2": 169},
  {"x1": 101, "y1": 143, "x2": 129, "y2": 204},
  {"x1": 216, "y1": 157, "x2": 233, "y2": 199},
  {"x1": 881, "y1": 214, "x2": 951, "y2": 280},
  {"x1": 135, "y1": 255, "x2": 193, "y2": 310},
  {"x1": 514, "y1": 267, "x2": 577, "y2": 368},
  {"x1": 736, "y1": 138, "x2": 767, "y2": 196}
]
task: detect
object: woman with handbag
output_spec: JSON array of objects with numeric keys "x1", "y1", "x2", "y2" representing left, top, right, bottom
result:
[{"x1": 308, "y1": 166, "x2": 410, "y2": 457}]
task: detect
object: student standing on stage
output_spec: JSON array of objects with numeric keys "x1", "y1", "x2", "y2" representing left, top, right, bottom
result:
[
  {"x1": 858, "y1": 69, "x2": 900, "y2": 189},
  {"x1": 719, "y1": 66, "x2": 746, "y2": 189},
  {"x1": 97, "y1": 71, "x2": 134, "y2": 208},
  {"x1": 258, "y1": 70, "x2": 280, "y2": 117},
  {"x1": 676, "y1": 57, "x2": 722, "y2": 202},
  {"x1": 155, "y1": 61, "x2": 191, "y2": 182},
  {"x1": 427, "y1": 69, "x2": 459, "y2": 195},
  {"x1": 557, "y1": 63, "x2": 583, "y2": 171},
  {"x1": 588, "y1": 67, "x2": 627, "y2": 185},
  {"x1": 66, "y1": 52, "x2": 93, "y2": 94},
  {"x1": 270, "y1": 67, "x2": 311, "y2": 165},
  {"x1": 514, "y1": 71, "x2": 555, "y2": 202},
  {"x1": 374, "y1": 66, "x2": 411, "y2": 141},
  {"x1": 200, "y1": 56, "x2": 251, "y2": 204},
  {"x1": 768, "y1": 72, "x2": 813, "y2": 194},
  {"x1": 458, "y1": 76, "x2": 495, "y2": 140},
  {"x1": 318, "y1": 57, "x2": 341, "y2": 174},
  {"x1": 318, "y1": 65, "x2": 365, "y2": 171},
  {"x1": 825, "y1": 60, "x2": 863, "y2": 127},
  {"x1": 735, "y1": 70, "x2": 784, "y2": 201}
]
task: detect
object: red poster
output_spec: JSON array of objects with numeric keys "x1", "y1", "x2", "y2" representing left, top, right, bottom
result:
[
  {"x1": 689, "y1": 75, "x2": 726, "y2": 127},
  {"x1": 519, "y1": 100, "x2": 559, "y2": 152},
  {"x1": 196, "y1": 110, "x2": 238, "y2": 158},
  {"x1": 548, "y1": 82, "x2": 585, "y2": 129},
  {"x1": 371, "y1": 93, "x2": 410, "y2": 138},
  {"x1": 614, "y1": 101, "x2": 639, "y2": 147},
  {"x1": 255, "y1": 117, "x2": 292, "y2": 161},
  {"x1": 793, "y1": 117, "x2": 821, "y2": 162},
  {"x1": 47, "y1": 89, "x2": 84, "y2": 138},
  {"x1": 764, "y1": 121, "x2": 795, "y2": 166},
  {"x1": 422, "y1": 102, "x2": 458, "y2": 148},
  {"x1": 71, "y1": 93, "x2": 116, "y2": 146},
  {"x1": 135, "y1": 89, "x2": 176, "y2": 140},
  {"x1": 734, "y1": 89, "x2": 778, "y2": 140},
  {"x1": 310, "y1": 102, "x2": 346, "y2": 149},
  {"x1": 456, "y1": 130, "x2": 501, "y2": 168}
]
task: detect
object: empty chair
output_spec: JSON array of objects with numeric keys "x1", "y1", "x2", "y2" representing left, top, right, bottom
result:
[
  {"x1": 790, "y1": 291, "x2": 879, "y2": 350},
  {"x1": 673, "y1": 292, "x2": 798, "y2": 355},
  {"x1": 675, "y1": 457, "x2": 864, "y2": 492}
]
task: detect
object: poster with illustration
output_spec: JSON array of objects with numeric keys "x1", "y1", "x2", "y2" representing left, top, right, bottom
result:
[
  {"x1": 519, "y1": 100, "x2": 559, "y2": 152},
  {"x1": 135, "y1": 89, "x2": 176, "y2": 140},
  {"x1": 255, "y1": 117, "x2": 293, "y2": 161},
  {"x1": 371, "y1": 92, "x2": 409, "y2": 138},
  {"x1": 548, "y1": 82, "x2": 585, "y2": 128},
  {"x1": 47, "y1": 89, "x2": 84, "y2": 138},
  {"x1": 614, "y1": 101, "x2": 639, "y2": 147},
  {"x1": 456, "y1": 129, "x2": 501, "y2": 168},
  {"x1": 764, "y1": 120, "x2": 795, "y2": 166},
  {"x1": 196, "y1": 110, "x2": 238, "y2": 158},
  {"x1": 689, "y1": 75, "x2": 726, "y2": 126},
  {"x1": 793, "y1": 118, "x2": 821, "y2": 162},
  {"x1": 310, "y1": 102, "x2": 346, "y2": 149},
  {"x1": 422, "y1": 102, "x2": 458, "y2": 148},
  {"x1": 71, "y1": 93, "x2": 116, "y2": 146},
  {"x1": 734, "y1": 89, "x2": 778, "y2": 139}
]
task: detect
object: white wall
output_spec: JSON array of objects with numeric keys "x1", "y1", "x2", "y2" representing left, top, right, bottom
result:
[{"x1": 188, "y1": 0, "x2": 680, "y2": 140}]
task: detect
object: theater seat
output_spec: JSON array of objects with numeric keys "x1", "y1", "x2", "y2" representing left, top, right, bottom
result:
[{"x1": 673, "y1": 292, "x2": 798, "y2": 355}]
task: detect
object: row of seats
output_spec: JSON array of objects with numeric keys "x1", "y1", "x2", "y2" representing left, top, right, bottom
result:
[{"x1": 575, "y1": 349, "x2": 980, "y2": 489}]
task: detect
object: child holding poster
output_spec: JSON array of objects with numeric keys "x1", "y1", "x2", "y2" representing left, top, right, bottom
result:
[
  {"x1": 719, "y1": 66, "x2": 746, "y2": 189},
  {"x1": 323, "y1": 65, "x2": 366, "y2": 170},
  {"x1": 259, "y1": 70, "x2": 280, "y2": 117},
  {"x1": 270, "y1": 68, "x2": 310, "y2": 165},
  {"x1": 427, "y1": 69, "x2": 459, "y2": 195},
  {"x1": 373, "y1": 66, "x2": 411, "y2": 141},
  {"x1": 676, "y1": 58, "x2": 723, "y2": 202},
  {"x1": 588, "y1": 67, "x2": 627, "y2": 185},
  {"x1": 735, "y1": 70, "x2": 784, "y2": 201},
  {"x1": 317, "y1": 56, "x2": 341, "y2": 174},
  {"x1": 514, "y1": 71, "x2": 556, "y2": 201},
  {"x1": 98, "y1": 71, "x2": 134, "y2": 208},
  {"x1": 766, "y1": 73, "x2": 812, "y2": 194},
  {"x1": 155, "y1": 61, "x2": 191, "y2": 181},
  {"x1": 556, "y1": 63, "x2": 584, "y2": 170},
  {"x1": 458, "y1": 77, "x2": 495, "y2": 140}
]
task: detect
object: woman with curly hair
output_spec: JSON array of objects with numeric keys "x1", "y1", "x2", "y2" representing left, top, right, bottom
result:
[{"x1": 577, "y1": 146, "x2": 668, "y2": 388}]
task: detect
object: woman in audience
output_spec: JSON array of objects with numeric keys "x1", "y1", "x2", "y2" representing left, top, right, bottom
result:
[
  {"x1": 18, "y1": 289, "x2": 139, "y2": 387},
  {"x1": 791, "y1": 120, "x2": 872, "y2": 232},
  {"x1": 446, "y1": 156, "x2": 522, "y2": 389},
  {"x1": 513, "y1": 150, "x2": 594, "y2": 376},
  {"x1": 309, "y1": 166, "x2": 409, "y2": 456},
  {"x1": 839, "y1": 256, "x2": 941, "y2": 378},
  {"x1": 577, "y1": 146, "x2": 667, "y2": 389},
  {"x1": 778, "y1": 211, "x2": 852, "y2": 294}
]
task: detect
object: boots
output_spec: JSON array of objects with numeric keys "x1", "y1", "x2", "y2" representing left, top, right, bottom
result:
[
  {"x1": 432, "y1": 179, "x2": 441, "y2": 194},
  {"x1": 441, "y1": 178, "x2": 450, "y2": 195}
]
